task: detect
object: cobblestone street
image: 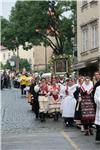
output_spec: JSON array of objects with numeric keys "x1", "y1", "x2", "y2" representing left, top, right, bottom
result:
[{"x1": 1, "y1": 88, "x2": 100, "y2": 150}]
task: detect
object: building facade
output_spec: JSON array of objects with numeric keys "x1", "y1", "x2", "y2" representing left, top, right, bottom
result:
[
  {"x1": 33, "y1": 44, "x2": 53, "y2": 71},
  {"x1": 76, "y1": 0, "x2": 100, "y2": 76},
  {"x1": 0, "y1": 44, "x2": 53, "y2": 72},
  {"x1": 0, "y1": 45, "x2": 14, "y2": 65}
]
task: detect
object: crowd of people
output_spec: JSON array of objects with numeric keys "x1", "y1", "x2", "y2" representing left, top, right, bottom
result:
[
  {"x1": 1, "y1": 70, "x2": 100, "y2": 143},
  {"x1": 1, "y1": 70, "x2": 11, "y2": 89}
]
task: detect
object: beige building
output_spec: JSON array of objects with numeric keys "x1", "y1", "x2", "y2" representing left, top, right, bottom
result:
[
  {"x1": 0, "y1": 45, "x2": 34, "y2": 68},
  {"x1": 76, "y1": 0, "x2": 100, "y2": 76},
  {"x1": 0, "y1": 45, "x2": 14, "y2": 65},
  {"x1": 33, "y1": 44, "x2": 53, "y2": 71},
  {"x1": 0, "y1": 44, "x2": 53, "y2": 71}
]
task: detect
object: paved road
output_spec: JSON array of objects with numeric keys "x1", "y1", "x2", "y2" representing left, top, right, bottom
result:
[{"x1": 1, "y1": 88, "x2": 100, "y2": 150}]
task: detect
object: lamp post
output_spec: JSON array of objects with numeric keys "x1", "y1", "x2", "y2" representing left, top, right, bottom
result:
[{"x1": 12, "y1": 37, "x2": 19, "y2": 72}]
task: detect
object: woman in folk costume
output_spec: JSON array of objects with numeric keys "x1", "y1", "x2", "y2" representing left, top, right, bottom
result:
[
  {"x1": 48, "y1": 79, "x2": 60, "y2": 117},
  {"x1": 61, "y1": 78, "x2": 77, "y2": 127},
  {"x1": 79, "y1": 77, "x2": 95, "y2": 136},
  {"x1": 39, "y1": 78, "x2": 49, "y2": 122},
  {"x1": 94, "y1": 86, "x2": 100, "y2": 143}
]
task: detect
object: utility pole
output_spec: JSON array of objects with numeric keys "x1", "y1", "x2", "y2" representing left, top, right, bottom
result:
[{"x1": 16, "y1": 47, "x2": 19, "y2": 72}]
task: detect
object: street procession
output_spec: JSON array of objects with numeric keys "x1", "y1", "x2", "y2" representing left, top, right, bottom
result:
[
  {"x1": 1, "y1": 0, "x2": 100, "y2": 150},
  {"x1": 1, "y1": 70, "x2": 100, "y2": 143}
]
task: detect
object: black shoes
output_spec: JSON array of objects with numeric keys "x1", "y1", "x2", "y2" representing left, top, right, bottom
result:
[{"x1": 84, "y1": 129, "x2": 93, "y2": 136}]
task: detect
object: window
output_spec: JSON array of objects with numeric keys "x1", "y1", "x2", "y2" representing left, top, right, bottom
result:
[
  {"x1": 82, "y1": 28, "x2": 88, "y2": 52},
  {"x1": 8, "y1": 52, "x2": 10, "y2": 59},
  {"x1": 90, "y1": 0, "x2": 98, "y2": 7},
  {"x1": 91, "y1": 23, "x2": 98, "y2": 49},
  {"x1": 82, "y1": 0, "x2": 88, "y2": 6},
  {"x1": 3, "y1": 53, "x2": 5, "y2": 60},
  {"x1": 81, "y1": 0, "x2": 88, "y2": 11}
]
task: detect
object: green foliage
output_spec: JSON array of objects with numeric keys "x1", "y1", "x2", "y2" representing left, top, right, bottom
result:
[
  {"x1": 1, "y1": 60, "x2": 12, "y2": 70},
  {"x1": 1, "y1": 17, "x2": 18, "y2": 50},
  {"x1": 1, "y1": 1, "x2": 76, "y2": 55},
  {"x1": 1, "y1": 58, "x2": 31, "y2": 71},
  {"x1": 19, "y1": 58, "x2": 31, "y2": 72}
]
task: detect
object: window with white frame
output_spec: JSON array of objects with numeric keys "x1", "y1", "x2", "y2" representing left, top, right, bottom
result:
[
  {"x1": 91, "y1": 23, "x2": 98, "y2": 49},
  {"x1": 82, "y1": 27, "x2": 88, "y2": 52}
]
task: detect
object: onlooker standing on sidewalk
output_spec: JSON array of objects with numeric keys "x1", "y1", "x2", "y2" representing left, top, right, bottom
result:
[
  {"x1": 92, "y1": 71, "x2": 100, "y2": 97},
  {"x1": 92, "y1": 71, "x2": 100, "y2": 114},
  {"x1": 94, "y1": 85, "x2": 100, "y2": 143}
]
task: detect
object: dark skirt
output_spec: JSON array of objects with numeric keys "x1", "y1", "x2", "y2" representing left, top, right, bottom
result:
[
  {"x1": 81, "y1": 95, "x2": 95, "y2": 124},
  {"x1": 74, "y1": 101, "x2": 82, "y2": 120}
]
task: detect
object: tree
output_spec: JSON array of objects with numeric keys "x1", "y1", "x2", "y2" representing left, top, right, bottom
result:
[
  {"x1": 1, "y1": 60, "x2": 12, "y2": 70},
  {"x1": 1, "y1": 16, "x2": 18, "y2": 50},
  {"x1": 1, "y1": 1, "x2": 76, "y2": 55},
  {"x1": 19, "y1": 58, "x2": 31, "y2": 72}
]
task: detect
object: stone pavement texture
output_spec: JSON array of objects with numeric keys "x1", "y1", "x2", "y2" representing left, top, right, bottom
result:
[{"x1": 1, "y1": 88, "x2": 100, "y2": 150}]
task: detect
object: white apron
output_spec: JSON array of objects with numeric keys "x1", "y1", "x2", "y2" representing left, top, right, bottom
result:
[{"x1": 61, "y1": 84, "x2": 77, "y2": 118}]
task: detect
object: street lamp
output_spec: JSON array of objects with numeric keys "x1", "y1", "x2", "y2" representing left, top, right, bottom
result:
[{"x1": 12, "y1": 37, "x2": 19, "y2": 72}]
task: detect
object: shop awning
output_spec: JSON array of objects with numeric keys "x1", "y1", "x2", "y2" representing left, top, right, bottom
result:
[{"x1": 73, "y1": 62, "x2": 86, "y2": 70}]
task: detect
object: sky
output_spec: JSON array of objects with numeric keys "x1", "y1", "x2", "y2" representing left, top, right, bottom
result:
[
  {"x1": 0, "y1": 0, "x2": 71, "y2": 20},
  {"x1": 1, "y1": 0, "x2": 16, "y2": 20}
]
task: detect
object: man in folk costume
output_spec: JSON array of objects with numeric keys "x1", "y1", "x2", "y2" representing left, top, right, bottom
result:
[
  {"x1": 58, "y1": 76, "x2": 66, "y2": 101},
  {"x1": 39, "y1": 78, "x2": 49, "y2": 122},
  {"x1": 74, "y1": 77, "x2": 85, "y2": 131},
  {"x1": 61, "y1": 78, "x2": 77, "y2": 127},
  {"x1": 80, "y1": 77, "x2": 95, "y2": 136},
  {"x1": 48, "y1": 79, "x2": 60, "y2": 119},
  {"x1": 58, "y1": 75, "x2": 65, "y2": 85},
  {"x1": 94, "y1": 86, "x2": 100, "y2": 143},
  {"x1": 29, "y1": 78, "x2": 39, "y2": 119}
]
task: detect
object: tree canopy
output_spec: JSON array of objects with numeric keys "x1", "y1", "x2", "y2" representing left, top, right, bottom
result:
[{"x1": 1, "y1": 0, "x2": 76, "y2": 55}]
